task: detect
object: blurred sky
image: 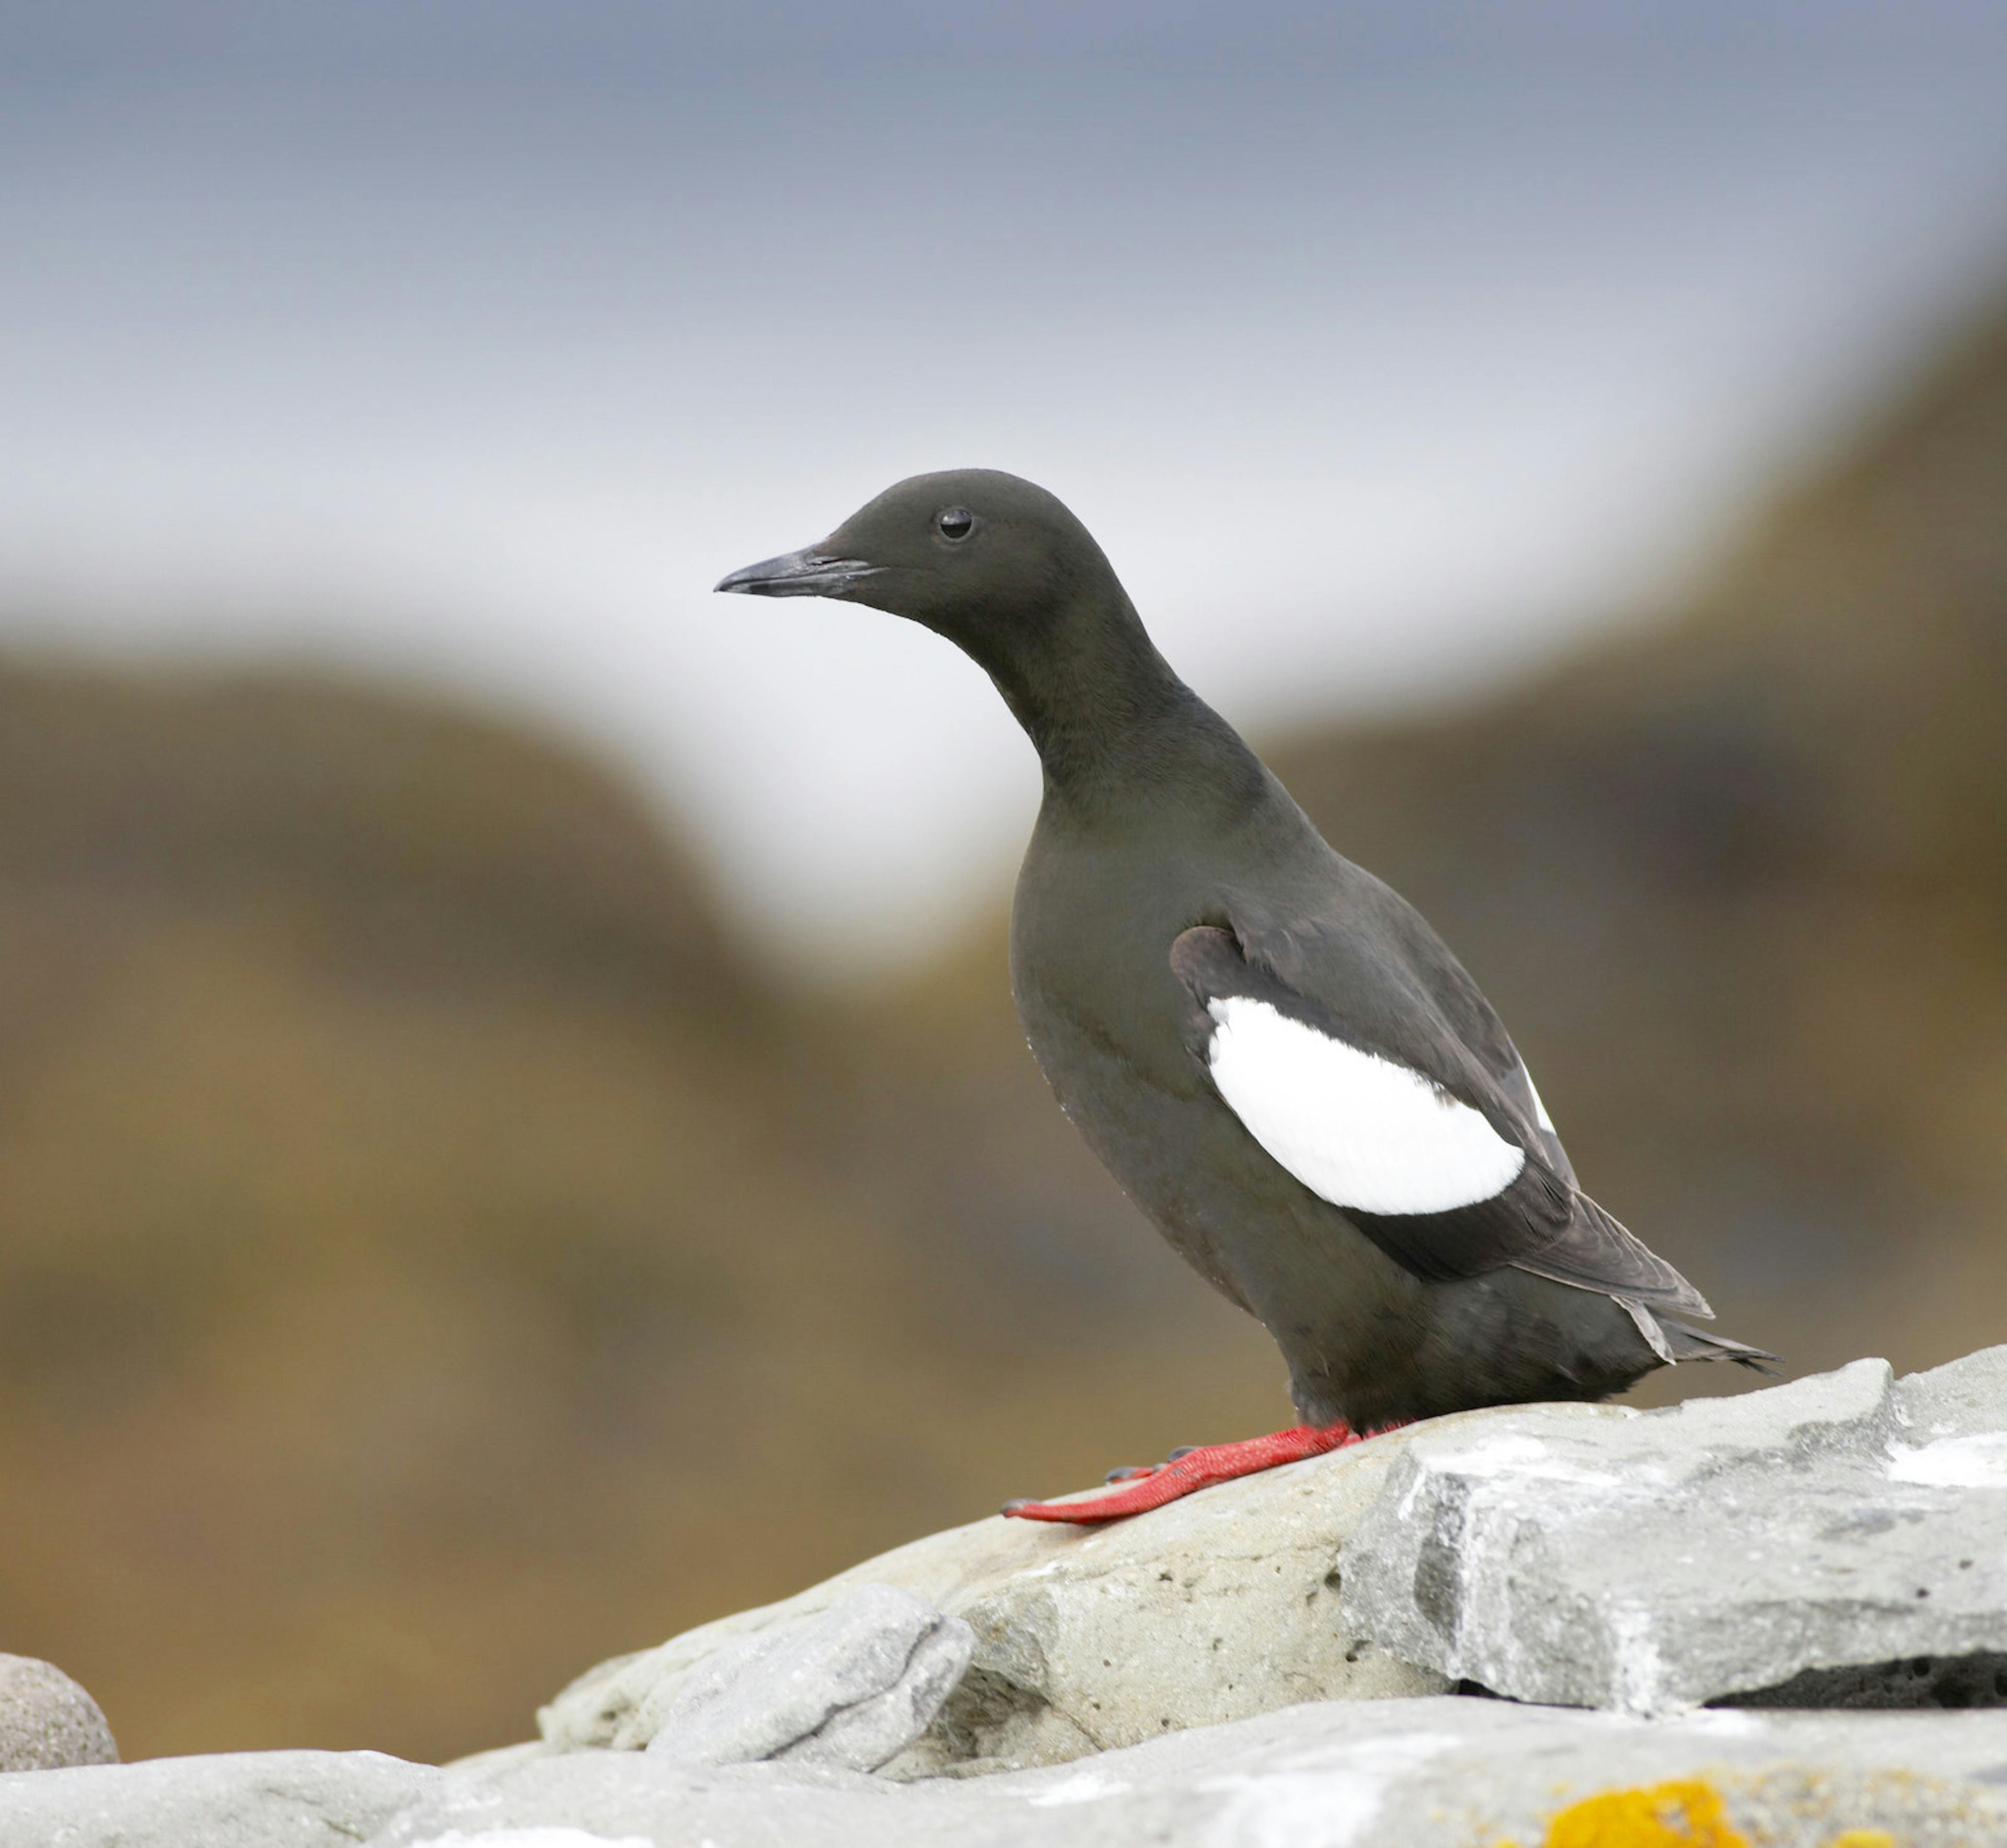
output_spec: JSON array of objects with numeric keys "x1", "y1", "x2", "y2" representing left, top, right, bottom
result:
[{"x1": 5, "y1": 3, "x2": 2007, "y2": 968}]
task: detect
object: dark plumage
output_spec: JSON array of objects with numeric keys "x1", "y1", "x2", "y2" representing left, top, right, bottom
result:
[{"x1": 718, "y1": 469, "x2": 1773, "y2": 1517}]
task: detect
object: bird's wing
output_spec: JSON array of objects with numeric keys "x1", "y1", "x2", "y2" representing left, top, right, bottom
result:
[{"x1": 1171, "y1": 914, "x2": 1710, "y2": 1316}]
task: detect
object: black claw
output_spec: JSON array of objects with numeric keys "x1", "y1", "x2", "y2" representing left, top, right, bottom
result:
[
  {"x1": 1001, "y1": 1499, "x2": 1031, "y2": 1515},
  {"x1": 1166, "y1": 1445, "x2": 1201, "y2": 1462},
  {"x1": 1105, "y1": 1465, "x2": 1153, "y2": 1483}
]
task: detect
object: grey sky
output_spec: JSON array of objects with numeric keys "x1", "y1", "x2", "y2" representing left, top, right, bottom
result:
[{"x1": 5, "y1": 4, "x2": 2006, "y2": 965}]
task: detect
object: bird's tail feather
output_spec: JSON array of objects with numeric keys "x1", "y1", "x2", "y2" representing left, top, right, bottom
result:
[
  {"x1": 1514, "y1": 1192, "x2": 1715, "y2": 1321},
  {"x1": 1509, "y1": 1196, "x2": 1778, "y2": 1372},
  {"x1": 1653, "y1": 1315, "x2": 1782, "y2": 1375}
]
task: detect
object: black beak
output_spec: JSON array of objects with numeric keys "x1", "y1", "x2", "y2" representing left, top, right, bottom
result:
[{"x1": 714, "y1": 546, "x2": 882, "y2": 599}]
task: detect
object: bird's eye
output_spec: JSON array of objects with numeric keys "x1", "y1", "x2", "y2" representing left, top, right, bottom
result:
[{"x1": 936, "y1": 507, "x2": 975, "y2": 541}]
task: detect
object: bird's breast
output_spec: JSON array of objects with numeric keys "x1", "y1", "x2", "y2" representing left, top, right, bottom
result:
[{"x1": 1008, "y1": 827, "x2": 1218, "y2": 1111}]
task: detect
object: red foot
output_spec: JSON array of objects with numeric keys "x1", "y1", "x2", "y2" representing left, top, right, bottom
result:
[{"x1": 1001, "y1": 1422, "x2": 1368, "y2": 1524}]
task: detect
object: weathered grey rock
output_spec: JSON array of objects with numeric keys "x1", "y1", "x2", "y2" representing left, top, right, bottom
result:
[
  {"x1": 539, "y1": 1425, "x2": 1447, "y2": 1773},
  {"x1": 8, "y1": 1701, "x2": 2003, "y2": 1848},
  {"x1": 0, "y1": 1748, "x2": 437, "y2": 1848},
  {"x1": 1341, "y1": 1346, "x2": 2007, "y2": 1715},
  {"x1": 372, "y1": 1696, "x2": 2007, "y2": 1847},
  {"x1": 639, "y1": 1584, "x2": 973, "y2": 1771},
  {"x1": 9, "y1": 1676, "x2": 2007, "y2": 1844},
  {"x1": 0, "y1": 1654, "x2": 118, "y2": 1771}
]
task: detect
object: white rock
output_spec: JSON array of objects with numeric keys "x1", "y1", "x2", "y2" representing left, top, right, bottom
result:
[
  {"x1": 641, "y1": 1584, "x2": 973, "y2": 1771},
  {"x1": 539, "y1": 1424, "x2": 1449, "y2": 1772},
  {"x1": 11, "y1": 1702, "x2": 2006, "y2": 1848},
  {"x1": 375, "y1": 1697, "x2": 2007, "y2": 1846},
  {"x1": 406, "y1": 1832, "x2": 654, "y2": 1848},
  {"x1": 1340, "y1": 1346, "x2": 2007, "y2": 1714},
  {"x1": 406, "y1": 1832, "x2": 652, "y2": 1848},
  {"x1": 0, "y1": 1748, "x2": 436, "y2": 1848}
]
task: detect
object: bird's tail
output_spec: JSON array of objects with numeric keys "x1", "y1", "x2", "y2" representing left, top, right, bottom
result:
[
  {"x1": 1515, "y1": 1192, "x2": 1715, "y2": 1322},
  {"x1": 1652, "y1": 1315, "x2": 1782, "y2": 1376}
]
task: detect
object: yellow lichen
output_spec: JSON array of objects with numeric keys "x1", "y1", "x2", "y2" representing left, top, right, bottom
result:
[
  {"x1": 1506, "y1": 1779, "x2": 1751, "y2": 1848},
  {"x1": 1824, "y1": 1834, "x2": 1895, "y2": 1848}
]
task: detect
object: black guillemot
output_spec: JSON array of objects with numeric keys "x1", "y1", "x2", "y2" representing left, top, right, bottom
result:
[{"x1": 718, "y1": 469, "x2": 1775, "y2": 1522}]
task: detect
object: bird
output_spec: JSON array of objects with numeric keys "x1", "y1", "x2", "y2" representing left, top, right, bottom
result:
[{"x1": 717, "y1": 469, "x2": 1775, "y2": 1523}]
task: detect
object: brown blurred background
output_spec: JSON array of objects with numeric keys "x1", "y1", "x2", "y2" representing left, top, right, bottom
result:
[
  {"x1": 9, "y1": 0, "x2": 2007, "y2": 1774},
  {"x1": 1, "y1": 284, "x2": 2003, "y2": 1764}
]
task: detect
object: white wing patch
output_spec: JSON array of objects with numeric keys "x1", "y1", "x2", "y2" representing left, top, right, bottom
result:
[
  {"x1": 1522, "y1": 1065, "x2": 1556, "y2": 1133},
  {"x1": 1205, "y1": 997, "x2": 1527, "y2": 1215}
]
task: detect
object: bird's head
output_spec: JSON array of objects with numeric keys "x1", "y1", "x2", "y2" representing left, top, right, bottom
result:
[{"x1": 714, "y1": 469, "x2": 1126, "y2": 663}]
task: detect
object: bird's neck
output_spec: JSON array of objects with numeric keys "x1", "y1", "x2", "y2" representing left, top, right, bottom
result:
[{"x1": 981, "y1": 595, "x2": 1267, "y2": 827}]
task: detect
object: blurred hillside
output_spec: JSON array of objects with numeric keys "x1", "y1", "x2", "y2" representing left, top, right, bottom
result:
[
  {"x1": 2, "y1": 295, "x2": 2004, "y2": 1765},
  {"x1": 0, "y1": 670, "x2": 1276, "y2": 1764}
]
